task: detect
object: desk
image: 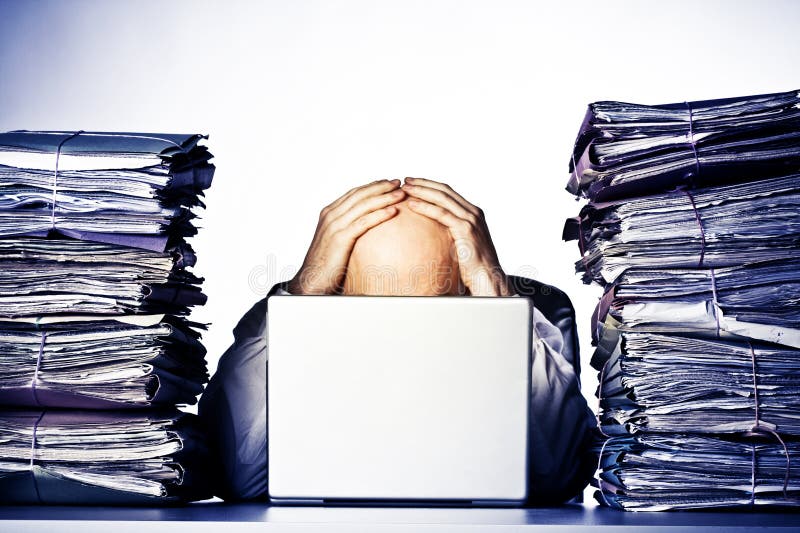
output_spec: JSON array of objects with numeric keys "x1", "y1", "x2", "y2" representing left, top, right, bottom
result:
[{"x1": 0, "y1": 502, "x2": 799, "y2": 532}]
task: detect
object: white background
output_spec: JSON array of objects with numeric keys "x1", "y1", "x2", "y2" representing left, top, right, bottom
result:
[{"x1": 1, "y1": 0, "x2": 798, "y2": 432}]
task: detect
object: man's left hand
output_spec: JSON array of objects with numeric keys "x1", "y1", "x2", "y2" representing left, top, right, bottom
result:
[{"x1": 401, "y1": 177, "x2": 516, "y2": 297}]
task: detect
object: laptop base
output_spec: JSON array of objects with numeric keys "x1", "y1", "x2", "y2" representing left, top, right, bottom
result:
[{"x1": 269, "y1": 498, "x2": 526, "y2": 508}]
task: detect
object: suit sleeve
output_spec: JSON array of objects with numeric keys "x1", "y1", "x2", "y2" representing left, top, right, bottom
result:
[
  {"x1": 526, "y1": 305, "x2": 598, "y2": 504},
  {"x1": 198, "y1": 282, "x2": 289, "y2": 501}
]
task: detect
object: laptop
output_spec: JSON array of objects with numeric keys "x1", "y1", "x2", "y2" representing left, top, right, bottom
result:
[{"x1": 266, "y1": 295, "x2": 532, "y2": 506}]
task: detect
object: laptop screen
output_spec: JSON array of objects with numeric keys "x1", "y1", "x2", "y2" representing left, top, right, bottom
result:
[{"x1": 267, "y1": 295, "x2": 532, "y2": 505}]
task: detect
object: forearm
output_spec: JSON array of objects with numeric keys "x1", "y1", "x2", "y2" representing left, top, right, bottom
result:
[
  {"x1": 198, "y1": 284, "x2": 290, "y2": 500},
  {"x1": 527, "y1": 325, "x2": 596, "y2": 503}
]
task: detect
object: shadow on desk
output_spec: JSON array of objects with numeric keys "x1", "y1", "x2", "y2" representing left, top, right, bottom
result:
[{"x1": 1, "y1": 500, "x2": 800, "y2": 532}]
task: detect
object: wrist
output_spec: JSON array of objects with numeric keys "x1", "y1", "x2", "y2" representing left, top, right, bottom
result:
[
  {"x1": 288, "y1": 267, "x2": 343, "y2": 295},
  {"x1": 287, "y1": 277, "x2": 305, "y2": 295},
  {"x1": 467, "y1": 267, "x2": 515, "y2": 297}
]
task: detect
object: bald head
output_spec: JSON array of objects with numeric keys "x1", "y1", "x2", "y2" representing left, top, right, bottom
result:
[{"x1": 343, "y1": 199, "x2": 463, "y2": 295}]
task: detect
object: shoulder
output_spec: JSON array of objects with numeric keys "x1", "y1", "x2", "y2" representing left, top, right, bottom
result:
[
  {"x1": 509, "y1": 275, "x2": 575, "y2": 368},
  {"x1": 232, "y1": 297, "x2": 268, "y2": 340},
  {"x1": 231, "y1": 281, "x2": 290, "y2": 340}
]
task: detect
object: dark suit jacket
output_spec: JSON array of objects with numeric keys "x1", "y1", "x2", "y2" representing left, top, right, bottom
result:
[{"x1": 199, "y1": 278, "x2": 597, "y2": 505}]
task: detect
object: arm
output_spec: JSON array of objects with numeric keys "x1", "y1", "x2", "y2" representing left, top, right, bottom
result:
[
  {"x1": 197, "y1": 282, "x2": 287, "y2": 501},
  {"x1": 527, "y1": 306, "x2": 597, "y2": 504}
]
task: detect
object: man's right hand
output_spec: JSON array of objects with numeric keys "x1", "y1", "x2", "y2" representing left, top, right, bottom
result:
[{"x1": 287, "y1": 179, "x2": 406, "y2": 295}]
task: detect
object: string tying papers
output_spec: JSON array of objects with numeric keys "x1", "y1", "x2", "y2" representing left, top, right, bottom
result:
[
  {"x1": 750, "y1": 442, "x2": 757, "y2": 505},
  {"x1": 684, "y1": 101, "x2": 701, "y2": 180},
  {"x1": 681, "y1": 188, "x2": 708, "y2": 268},
  {"x1": 745, "y1": 341, "x2": 790, "y2": 502},
  {"x1": 29, "y1": 410, "x2": 46, "y2": 503},
  {"x1": 34, "y1": 129, "x2": 186, "y2": 232},
  {"x1": 50, "y1": 131, "x2": 84, "y2": 231},
  {"x1": 30, "y1": 331, "x2": 47, "y2": 406},
  {"x1": 596, "y1": 436, "x2": 613, "y2": 507},
  {"x1": 681, "y1": 188, "x2": 722, "y2": 336},
  {"x1": 708, "y1": 267, "x2": 721, "y2": 338}
]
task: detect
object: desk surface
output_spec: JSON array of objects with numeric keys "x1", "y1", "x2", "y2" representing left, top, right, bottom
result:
[{"x1": 1, "y1": 502, "x2": 799, "y2": 532}]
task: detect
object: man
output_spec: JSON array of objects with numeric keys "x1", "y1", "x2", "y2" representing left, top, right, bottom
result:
[{"x1": 199, "y1": 177, "x2": 596, "y2": 504}]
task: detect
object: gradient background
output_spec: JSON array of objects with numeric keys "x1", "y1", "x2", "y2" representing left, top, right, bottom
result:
[{"x1": 1, "y1": 0, "x2": 798, "y2": 446}]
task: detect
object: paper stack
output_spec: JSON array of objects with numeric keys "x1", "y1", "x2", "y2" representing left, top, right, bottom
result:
[
  {"x1": 567, "y1": 89, "x2": 800, "y2": 202},
  {"x1": 0, "y1": 410, "x2": 210, "y2": 503},
  {"x1": 564, "y1": 91, "x2": 800, "y2": 510},
  {"x1": 0, "y1": 131, "x2": 214, "y2": 504}
]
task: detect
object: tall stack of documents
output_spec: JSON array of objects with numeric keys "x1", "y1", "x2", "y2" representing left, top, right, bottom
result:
[
  {"x1": 564, "y1": 91, "x2": 800, "y2": 510},
  {"x1": 0, "y1": 131, "x2": 214, "y2": 503}
]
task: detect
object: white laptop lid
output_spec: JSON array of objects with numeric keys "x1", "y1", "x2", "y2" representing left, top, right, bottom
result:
[{"x1": 267, "y1": 295, "x2": 532, "y2": 504}]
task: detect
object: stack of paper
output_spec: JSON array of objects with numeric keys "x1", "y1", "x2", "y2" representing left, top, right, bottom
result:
[
  {"x1": 568, "y1": 89, "x2": 800, "y2": 201},
  {"x1": 562, "y1": 174, "x2": 800, "y2": 290},
  {"x1": 584, "y1": 256, "x2": 800, "y2": 349},
  {"x1": 564, "y1": 92, "x2": 800, "y2": 510},
  {"x1": 0, "y1": 130, "x2": 213, "y2": 251},
  {"x1": 597, "y1": 434, "x2": 800, "y2": 511},
  {"x1": 0, "y1": 317, "x2": 207, "y2": 408},
  {"x1": 0, "y1": 237, "x2": 205, "y2": 317},
  {"x1": 593, "y1": 331, "x2": 800, "y2": 436},
  {"x1": 0, "y1": 131, "x2": 214, "y2": 503},
  {"x1": 0, "y1": 410, "x2": 211, "y2": 503}
]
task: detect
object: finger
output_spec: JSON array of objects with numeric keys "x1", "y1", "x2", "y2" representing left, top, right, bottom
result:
[
  {"x1": 404, "y1": 177, "x2": 479, "y2": 215},
  {"x1": 326, "y1": 179, "x2": 401, "y2": 215},
  {"x1": 405, "y1": 198, "x2": 468, "y2": 233},
  {"x1": 329, "y1": 188, "x2": 406, "y2": 230},
  {"x1": 407, "y1": 199, "x2": 481, "y2": 269},
  {"x1": 339, "y1": 205, "x2": 399, "y2": 241},
  {"x1": 402, "y1": 183, "x2": 474, "y2": 221}
]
